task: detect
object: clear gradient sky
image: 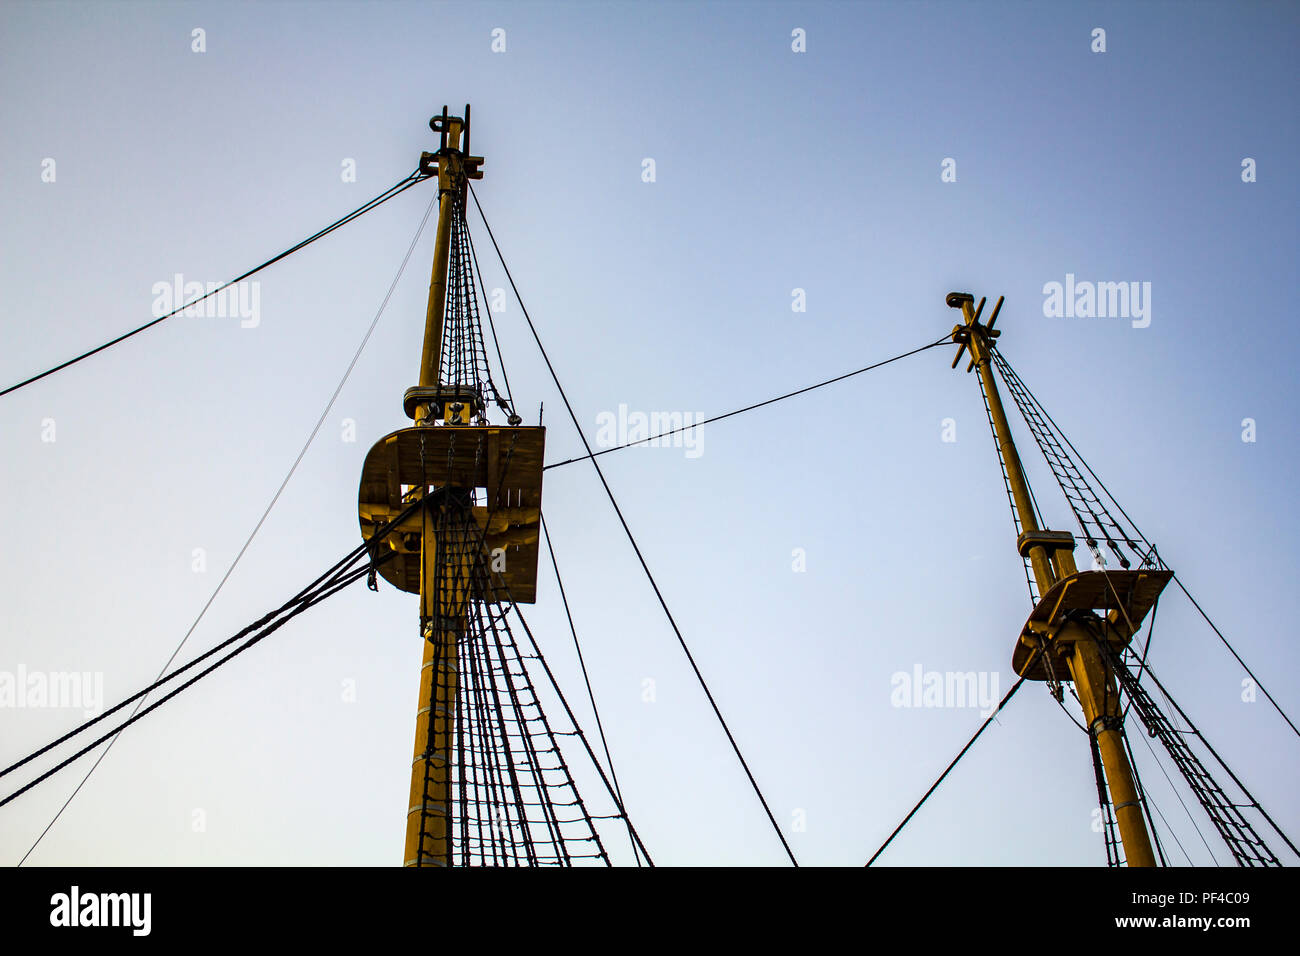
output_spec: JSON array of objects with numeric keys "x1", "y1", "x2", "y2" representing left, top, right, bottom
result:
[{"x1": 1, "y1": 0, "x2": 1297, "y2": 867}]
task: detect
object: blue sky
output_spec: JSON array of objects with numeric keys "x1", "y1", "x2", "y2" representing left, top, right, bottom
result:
[{"x1": 1, "y1": 0, "x2": 1297, "y2": 866}]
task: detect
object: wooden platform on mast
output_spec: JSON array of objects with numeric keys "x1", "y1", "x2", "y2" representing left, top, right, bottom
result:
[
  {"x1": 1013, "y1": 568, "x2": 1173, "y2": 680},
  {"x1": 357, "y1": 425, "x2": 546, "y2": 603}
]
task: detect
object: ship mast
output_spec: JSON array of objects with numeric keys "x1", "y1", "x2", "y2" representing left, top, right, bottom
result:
[
  {"x1": 405, "y1": 105, "x2": 473, "y2": 866},
  {"x1": 947, "y1": 292, "x2": 1158, "y2": 867},
  {"x1": 354, "y1": 106, "x2": 606, "y2": 866}
]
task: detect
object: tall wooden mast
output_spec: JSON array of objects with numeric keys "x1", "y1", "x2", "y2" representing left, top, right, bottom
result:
[
  {"x1": 354, "y1": 106, "x2": 555, "y2": 866},
  {"x1": 948, "y1": 291, "x2": 1164, "y2": 867},
  {"x1": 404, "y1": 105, "x2": 472, "y2": 867}
]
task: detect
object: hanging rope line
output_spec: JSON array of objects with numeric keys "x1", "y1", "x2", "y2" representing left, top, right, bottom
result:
[
  {"x1": 0, "y1": 169, "x2": 431, "y2": 399},
  {"x1": 539, "y1": 513, "x2": 642, "y2": 864},
  {"x1": 542, "y1": 336, "x2": 952, "y2": 471},
  {"x1": 15, "y1": 188, "x2": 441, "y2": 866},
  {"x1": 0, "y1": 499, "x2": 423, "y2": 813},
  {"x1": 1169, "y1": 576, "x2": 1299, "y2": 740},
  {"x1": 865, "y1": 649, "x2": 1039, "y2": 866},
  {"x1": 468, "y1": 180, "x2": 799, "y2": 866}
]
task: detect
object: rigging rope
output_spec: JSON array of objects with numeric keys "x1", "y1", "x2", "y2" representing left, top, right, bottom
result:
[
  {"x1": 1, "y1": 170, "x2": 431, "y2": 399},
  {"x1": 974, "y1": 363, "x2": 1040, "y2": 606},
  {"x1": 465, "y1": 210, "x2": 517, "y2": 414},
  {"x1": 1128, "y1": 709, "x2": 1217, "y2": 865},
  {"x1": 542, "y1": 336, "x2": 952, "y2": 471},
  {"x1": 992, "y1": 350, "x2": 1143, "y2": 571},
  {"x1": 865, "y1": 646, "x2": 1040, "y2": 866},
  {"x1": 1, "y1": 500, "x2": 424, "y2": 813},
  {"x1": 1170, "y1": 576, "x2": 1299, "y2": 740},
  {"x1": 508, "y1": 601, "x2": 656, "y2": 866},
  {"x1": 468, "y1": 180, "x2": 799, "y2": 866},
  {"x1": 437, "y1": 191, "x2": 515, "y2": 419},
  {"x1": 447, "y1": 457, "x2": 656, "y2": 864},
  {"x1": 397, "y1": 419, "x2": 650, "y2": 866},
  {"x1": 414, "y1": 484, "x2": 611, "y2": 866},
  {"x1": 14, "y1": 187, "x2": 441, "y2": 865},
  {"x1": 1091, "y1": 624, "x2": 1297, "y2": 864},
  {"x1": 540, "y1": 513, "x2": 642, "y2": 864}
]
